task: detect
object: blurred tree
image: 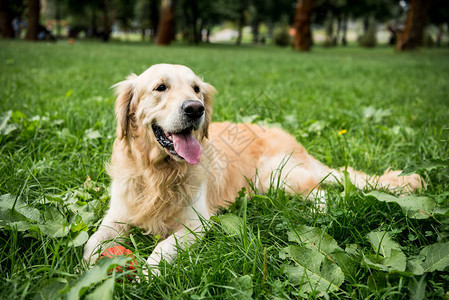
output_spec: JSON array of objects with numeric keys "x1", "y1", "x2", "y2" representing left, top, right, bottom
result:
[
  {"x1": 179, "y1": 0, "x2": 248, "y2": 45},
  {"x1": 314, "y1": 0, "x2": 398, "y2": 47},
  {"x1": 66, "y1": 0, "x2": 93, "y2": 37},
  {"x1": 54, "y1": 0, "x2": 62, "y2": 38},
  {"x1": 249, "y1": 4, "x2": 260, "y2": 44},
  {"x1": 313, "y1": 0, "x2": 345, "y2": 46},
  {"x1": 235, "y1": 0, "x2": 248, "y2": 45},
  {"x1": 66, "y1": 0, "x2": 115, "y2": 41},
  {"x1": 196, "y1": 1, "x2": 224, "y2": 43},
  {"x1": 249, "y1": 0, "x2": 294, "y2": 44},
  {"x1": 396, "y1": 0, "x2": 430, "y2": 50},
  {"x1": 156, "y1": 0, "x2": 175, "y2": 45},
  {"x1": 135, "y1": 0, "x2": 159, "y2": 41},
  {"x1": 177, "y1": 0, "x2": 201, "y2": 44},
  {"x1": 293, "y1": 0, "x2": 313, "y2": 51},
  {"x1": 428, "y1": 0, "x2": 449, "y2": 47},
  {"x1": 99, "y1": 0, "x2": 114, "y2": 41},
  {"x1": 0, "y1": 0, "x2": 25, "y2": 38},
  {"x1": 43, "y1": 0, "x2": 68, "y2": 39},
  {"x1": 25, "y1": 0, "x2": 40, "y2": 40},
  {"x1": 116, "y1": 0, "x2": 137, "y2": 34}
]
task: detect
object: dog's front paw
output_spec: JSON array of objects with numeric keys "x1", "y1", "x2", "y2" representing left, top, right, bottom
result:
[
  {"x1": 83, "y1": 234, "x2": 102, "y2": 267},
  {"x1": 379, "y1": 169, "x2": 425, "y2": 193}
]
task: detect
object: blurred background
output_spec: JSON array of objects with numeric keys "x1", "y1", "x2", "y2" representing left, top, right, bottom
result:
[{"x1": 0, "y1": 0, "x2": 448, "y2": 51}]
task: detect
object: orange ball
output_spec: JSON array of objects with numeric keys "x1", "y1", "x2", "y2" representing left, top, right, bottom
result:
[{"x1": 100, "y1": 245, "x2": 137, "y2": 280}]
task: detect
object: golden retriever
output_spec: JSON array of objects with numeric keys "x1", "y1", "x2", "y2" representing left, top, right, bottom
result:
[{"x1": 83, "y1": 64, "x2": 423, "y2": 275}]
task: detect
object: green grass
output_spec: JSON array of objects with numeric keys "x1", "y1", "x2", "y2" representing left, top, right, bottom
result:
[{"x1": 0, "y1": 40, "x2": 449, "y2": 299}]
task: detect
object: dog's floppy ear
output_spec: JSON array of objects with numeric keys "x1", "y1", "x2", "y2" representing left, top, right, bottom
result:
[
  {"x1": 113, "y1": 74, "x2": 137, "y2": 140},
  {"x1": 201, "y1": 82, "x2": 216, "y2": 139}
]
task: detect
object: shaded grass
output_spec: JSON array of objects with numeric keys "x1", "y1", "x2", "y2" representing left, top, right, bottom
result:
[{"x1": 0, "y1": 40, "x2": 448, "y2": 299}]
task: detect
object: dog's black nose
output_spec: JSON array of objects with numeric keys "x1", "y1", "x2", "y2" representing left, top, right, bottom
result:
[{"x1": 181, "y1": 100, "x2": 204, "y2": 119}]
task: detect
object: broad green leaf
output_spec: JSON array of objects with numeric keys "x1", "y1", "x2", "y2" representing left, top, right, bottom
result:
[
  {"x1": 366, "y1": 231, "x2": 406, "y2": 272},
  {"x1": 382, "y1": 249, "x2": 407, "y2": 272},
  {"x1": 367, "y1": 231, "x2": 401, "y2": 258},
  {"x1": 400, "y1": 159, "x2": 449, "y2": 176},
  {"x1": 345, "y1": 244, "x2": 361, "y2": 258},
  {"x1": 288, "y1": 225, "x2": 343, "y2": 257},
  {"x1": 363, "y1": 255, "x2": 389, "y2": 272},
  {"x1": 67, "y1": 231, "x2": 89, "y2": 247},
  {"x1": 85, "y1": 278, "x2": 114, "y2": 300},
  {"x1": 69, "y1": 202, "x2": 96, "y2": 226},
  {"x1": 282, "y1": 245, "x2": 324, "y2": 273},
  {"x1": 228, "y1": 275, "x2": 253, "y2": 300},
  {"x1": 330, "y1": 250, "x2": 357, "y2": 280},
  {"x1": 420, "y1": 241, "x2": 449, "y2": 272},
  {"x1": 42, "y1": 206, "x2": 66, "y2": 223},
  {"x1": 408, "y1": 275, "x2": 427, "y2": 300},
  {"x1": 366, "y1": 191, "x2": 445, "y2": 219},
  {"x1": 363, "y1": 106, "x2": 391, "y2": 123},
  {"x1": 0, "y1": 110, "x2": 12, "y2": 129},
  {"x1": 0, "y1": 208, "x2": 28, "y2": 227},
  {"x1": 218, "y1": 214, "x2": 243, "y2": 236},
  {"x1": 406, "y1": 258, "x2": 425, "y2": 276},
  {"x1": 39, "y1": 222, "x2": 70, "y2": 238},
  {"x1": 85, "y1": 128, "x2": 102, "y2": 139},
  {"x1": 11, "y1": 110, "x2": 27, "y2": 122},
  {"x1": 65, "y1": 256, "x2": 128, "y2": 300},
  {"x1": 33, "y1": 278, "x2": 68, "y2": 300},
  {"x1": 288, "y1": 225, "x2": 355, "y2": 278},
  {"x1": 5, "y1": 221, "x2": 33, "y2": 232},
  {"x1": 0, "y1": 194, "x2": 42, "y2": 222},
  {"x1": 0, "y1": 110, "x2": 18, "y2": 135},
  {"x1": 281, "y1": 245, "x2": 344, "y2": 294}
]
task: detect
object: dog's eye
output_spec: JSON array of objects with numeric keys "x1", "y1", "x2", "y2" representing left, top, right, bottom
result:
[
  {"x1": 154, "y1": 84, "x2": 167, "y2": 92},
  {"x1": 193, "y1": 85, "x2": 200, "y2": 93}
]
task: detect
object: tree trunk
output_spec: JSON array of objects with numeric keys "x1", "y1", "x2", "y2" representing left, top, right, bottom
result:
[
  {"x1": 293, "y1": 0, "x2": 313, "y2": 51},
  {"x1": 0, "y1": 0, "x2": 15, "y2": 38},
  {"x1": 251, "y1": 13, "x2": 260, "y2": 44},
  {"x1": 100, "y1": 0, "x2": 113, "y2": 42},
  {"x1": 156, "y1": 0, "x2": 175, "y2": 45},
  {"x1": 396, "y1": 0, "x2": 430, "y2": 51},
  {"x1": 150, "y1": 0, "x2": 160, "y2": 42},
  {"x1": 267, "y1": 21, "x2": 274, "y2": 41},
  {"x1": 205, "y1": 26, "x2": 211, "y2": 43},
  {"x1": 323, "y1": 12, "x2": 334, "y2": 47},
  {"x1": 25, "y1": 0, "x2": 40, "y2": 40},
  {"x1": 334, "y1": 17, "x2": 341, "y2": 46},
  {"x1": 191, "y1": 0, "x2": 200, "y2": 44},
  {"x1": 341, "y1": 17, "x2": 347, "y2": 46},
  {"x1": 55, "y1": 0, "x2": 61, "y2": 38},
  {"x1": 236, "y1": 8, "x2": 244, "y2": 46}
]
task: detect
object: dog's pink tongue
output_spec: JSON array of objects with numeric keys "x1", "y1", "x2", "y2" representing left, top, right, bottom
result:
[{"x1": 172, "y1": 132, "x2": 201, "y2": 165}]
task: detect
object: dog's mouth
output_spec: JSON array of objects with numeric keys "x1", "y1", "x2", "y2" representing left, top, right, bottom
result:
[{"x1": 152, "y1": 124, "x2": 201, "y2": 165}]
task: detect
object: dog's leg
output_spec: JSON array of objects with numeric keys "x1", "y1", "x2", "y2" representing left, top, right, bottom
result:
[
  {"x1": 83, "y1": 183, "x2": 131, "y2": 266},
  {"x1": 145, "y1": 182, "x2": 209, "y2": 276},
  {"x1": 255, "y1": 153, "x2": 424, "y2": 209},
  {"x1": 83, "y1": 211, "x2": 130, "y2": 266},
  {"x1": 330, "y1": 167, "x2": 425, "y2": 193}
]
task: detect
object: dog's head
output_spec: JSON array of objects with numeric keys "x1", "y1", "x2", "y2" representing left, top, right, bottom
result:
[{"x1": 113, "y1": 64, "x2": 216, "y2": 165}]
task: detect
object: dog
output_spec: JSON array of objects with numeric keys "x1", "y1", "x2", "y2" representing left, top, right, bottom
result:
[{"x1": 83, "y1": 63, "x2": 424, "y2": 275}]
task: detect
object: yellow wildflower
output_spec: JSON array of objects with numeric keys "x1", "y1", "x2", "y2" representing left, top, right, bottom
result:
[{"x1": 338, "y1": 129, "x2": 347, "y2": 135}]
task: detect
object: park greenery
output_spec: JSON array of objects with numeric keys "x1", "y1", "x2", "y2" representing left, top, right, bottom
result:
[
  {"x1": 1, "y1": 0, "x2": 449, "y2": 51},
  {"x1": 1, "y1": 40, "x2": 449, "y2": 299}
]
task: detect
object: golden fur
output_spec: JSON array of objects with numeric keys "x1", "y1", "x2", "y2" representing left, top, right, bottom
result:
[{"x1": 84, "y1": 64, "x2": 424, "y2": 274}]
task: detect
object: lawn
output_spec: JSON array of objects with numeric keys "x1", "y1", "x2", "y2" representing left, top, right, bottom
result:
[{"x1": 0, "y1": 40, "x2": 449, "y2": 299}]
